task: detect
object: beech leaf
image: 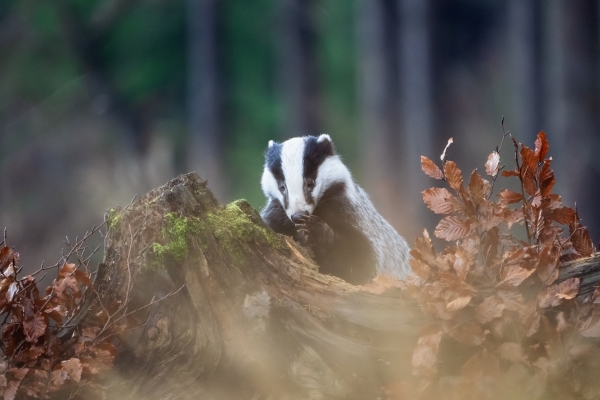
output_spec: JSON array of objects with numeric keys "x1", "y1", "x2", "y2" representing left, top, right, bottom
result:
[
  {"x1": 422, "y1": 188, "x2": 456, "y2": 214},
  {"x1": 485, "y1": 151, "x2": 500, "y2": 177},
  {"x1": 61, "y1": 358, "x2": 83, "y2": 383},
  {"x1": 499, "y1": 266, "x2": 535, "y2": 287},
  {"x1": 421, "y1": 156, "x2": 444, "y2": 179},
  {"x1": 475, "y1": 296, "x2": 505, "y2": 324},
  {"x1": 446, "y1": 296, "x2": 472, "y2": 311},
  {"x1": 444, "y1": 161, "x2": 463, "y2": 192},
  {"x1": 534, "y1": 131, "x2": 549, "y2": 162},
  {"x1": 23, "y1": 313, "x2": 47, "y2": 343},
  {"x1": 434, "y1": 216, "x2": 473, "y2": 241},
  {"x1": 412, "y1": 328, "x2": 443, "y2": 377},
  {"x1": 498, "y1": 189, "x2": 523, "y2": 205},
  {"x1": 447, "y1": 322, "x2": 484, "y2": 346}
]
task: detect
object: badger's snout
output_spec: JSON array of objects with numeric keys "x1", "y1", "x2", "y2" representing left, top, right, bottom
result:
[{"x1": 290, "y1": 211, "x2": 309, "y2": 223}]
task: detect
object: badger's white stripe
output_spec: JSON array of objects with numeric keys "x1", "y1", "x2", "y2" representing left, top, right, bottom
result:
[
  {"x1": 281, "y1": 137, "x2": 312, "y2": 217},
  {"x1": 260, "y1": 165, "x2": 281, "y2": 204},
  {"x1": 314, "y1": 155, "x2": 355, "y2": 201}
]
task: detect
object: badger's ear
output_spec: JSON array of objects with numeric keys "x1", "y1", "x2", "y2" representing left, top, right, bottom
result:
[
  {"x1": 268, "y1": 140, "x2": 275, "y2": 148},
  {"x1": 317, "y1": 134, "x2": 335, "y2": 155}
]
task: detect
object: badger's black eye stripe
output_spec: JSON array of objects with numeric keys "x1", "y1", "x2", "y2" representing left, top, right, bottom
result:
[
  {"x1": 265, "y1": 142, "x2": 284, "y2": 182},
  {"x1": 302, "y1": 136, "x2": 333, "y2": 205}
]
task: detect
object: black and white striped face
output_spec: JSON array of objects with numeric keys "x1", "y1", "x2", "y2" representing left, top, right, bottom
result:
[{"x1": 261, "y1": 134, "x2": 350, "y2": 219}]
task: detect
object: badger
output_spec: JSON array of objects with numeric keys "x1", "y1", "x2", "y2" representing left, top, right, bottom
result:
[{"x1": 260, "y1": 134, "x2": 411, "y2": 284}]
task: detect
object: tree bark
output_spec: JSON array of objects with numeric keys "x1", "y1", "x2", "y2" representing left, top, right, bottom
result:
[{"x1": 84, "y1": 172, "x2": 600, "y2": 399}]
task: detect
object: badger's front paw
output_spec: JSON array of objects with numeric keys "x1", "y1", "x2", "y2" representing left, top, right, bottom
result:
[{"x1": 291, "y1": 214, "x2": 335, "y2": 252}]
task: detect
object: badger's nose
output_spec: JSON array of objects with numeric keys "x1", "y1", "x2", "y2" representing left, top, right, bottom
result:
[{"x1": 291, "y1": 211, "x2": 309, "y2": 223}]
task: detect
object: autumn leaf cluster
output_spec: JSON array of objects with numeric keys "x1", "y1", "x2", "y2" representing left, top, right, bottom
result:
[
  {"x1": 407, "y1": 133, "x2": 600, "y2": 399},
  {"x1": 0, "y1": 243, "x2": 116, "y2": 399}
]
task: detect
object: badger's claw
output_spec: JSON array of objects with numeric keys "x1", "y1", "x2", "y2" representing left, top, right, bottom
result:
[{"x1": 294, "y1": 214, "x2": 335, "y2": 252}]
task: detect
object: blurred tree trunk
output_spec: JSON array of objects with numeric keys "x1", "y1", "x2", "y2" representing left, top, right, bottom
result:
[
  {"x1": 186, "y1": 0, "x2": 227, "y2": 200},
  {"x1": 356, "y1": 0, "x2": 402, "y2": 225},
  {"x1": 277, "y1": 0, "x2": 322, "y2": 138},
  {"x1": 542, "y1": 0, "x2": 600, "y2": 236},
  {"x1": 398, "y1": 0, "x2": 433, "y2": 231},
  {"x1": 508, "y1": 0, "x2": 541, "y2": 142}
]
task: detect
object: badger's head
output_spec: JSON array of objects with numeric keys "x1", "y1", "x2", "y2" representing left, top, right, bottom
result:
[{"x1": 261, "y1": 134, "x2": 351, "y2": 221}]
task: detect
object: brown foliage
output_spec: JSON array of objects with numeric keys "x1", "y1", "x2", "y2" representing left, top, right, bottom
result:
[
  {"x1": 412, "y1": 132, "x2": 599, "y2": 399},
  {"x1": 0, "y1": 237, "x2": 116, "y2": 399}
]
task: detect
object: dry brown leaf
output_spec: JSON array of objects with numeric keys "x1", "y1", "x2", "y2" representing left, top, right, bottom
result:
[
  {"x1": 412, "y1": 328, "x2": 443, "y2": 377},
  {"x1": 447, "y1": 322, "x2": 484, "y2": 346},
  {"x1": 499, "y1": 266, "x2": 535, "y2": 287},
  {"x1": 498, "y1": 342, "x2": 524, "y2": 362},
  {"x1": 422, "y1": 188, "x2": 456, "y2": 214},
  {"x1": 453, "y1": 246, "x2": 471, "y2": 281},
  {"x1": 485, "y1": 151, "x2": 500, "y2": 177},
  {"x1": 580, "y1": 317, "x2": 600, "y2": 337},
  {"x1": 468, "y1": 170, "x2": 489, "y2": 205},
  {"x1": 550, "y1": 207, "x2": 575, "y2": 225},
  {"x1": 446, "y1": 296, "x2": 472, "y2": 311},
  {"x1": 475, "y1": 296, "x2": 505, "y2": 324},
  {"x1": 434, "y1": 216, "x2": 473, "y2": 241},
  {"x1": 539, "y1": 161, "x2": 555, "y2": 198},
  {"x1": 534, "y1": 131, "x2": 549, "y2": 162},
  {"x1": 23, "y1": 313, "x2": 47, "y2": 343},
  {"x1": 498, "y1": 189, "x2": 523, "y2": 205},
  {"x1": 444, "y1": 161, "x2": 463, "y2": 192},
  {"x1": 421, "y1": 156, "x2": 444, "y2": 179},
  {"x1": 555, "y1": 277, "x2": 580, "y2": 300},
  {"x1": 502, "y1": 169, "x2": 520, "y2": 177},
  {"x1": 524, "y1": 312, "x2": 541, "y2": 337},
  {"x1": 572, "y1": 227, "x2": 594, "y2": 257},
  {"x1": 361, "y1": 275, "x2": 404, "y2": 294},
  {"x1": 3, "y1": 381, "x2": 19, "y2": 400},
  {"x1": 61, "y1": 358, "x2": 82, "y2": 383}
]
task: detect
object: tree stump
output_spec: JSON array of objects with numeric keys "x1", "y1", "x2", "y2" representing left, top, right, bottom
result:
[{"x1": 82, "y1": 172, "x2": 600, "y2": 399}]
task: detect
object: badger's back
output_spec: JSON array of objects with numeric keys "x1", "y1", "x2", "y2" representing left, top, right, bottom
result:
[{"x1": 347, "y1": 185, "x2": 411, "y2": 279}]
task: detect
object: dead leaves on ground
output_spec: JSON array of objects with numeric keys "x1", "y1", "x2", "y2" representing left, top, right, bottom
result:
[{"x1": 409, "y1": 132, "x2": 599, "y2": 399}]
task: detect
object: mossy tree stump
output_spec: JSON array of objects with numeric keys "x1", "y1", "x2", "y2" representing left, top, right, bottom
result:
[{"x1": 88, "y1": 172, "x2": 423, "y2": 399}]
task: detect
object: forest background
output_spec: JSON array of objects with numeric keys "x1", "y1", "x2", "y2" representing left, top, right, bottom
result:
[{"x1": 1, "y1": 0, "x2": 599, "y2": 275}]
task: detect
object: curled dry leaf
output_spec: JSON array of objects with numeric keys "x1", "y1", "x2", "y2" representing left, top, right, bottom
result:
[
  {"x1": 421, "y1": 156, "x2": 444, "y2": 179},
  {"x1": 485, "y1": 151, "x2": 500, "y2": 177},
  {"x1": 446, "y1": 296, "x2": 472, "y2": 311},
  {"x1": 534, "y1": 131, "x2": 549, "y2": 162}
]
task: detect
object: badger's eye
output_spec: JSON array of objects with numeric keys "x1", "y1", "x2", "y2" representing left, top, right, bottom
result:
[
  {"x1": 305, "y1": 179, "x2": 315, "y2": 189},
  {"x1": 278, "y1": 183, "x2": 286, "y2": 193}
]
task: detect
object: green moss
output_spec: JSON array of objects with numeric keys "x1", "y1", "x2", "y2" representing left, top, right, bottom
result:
[
  {"x1": 205, "y1": 200, "x2": 284, "y2": 259},
  {"x1": 149, "y1": 213, "x2": 204, "y2": 270},
  {"x1": 149, "y1": 200, "x2": 284, "y2": 269},
  {"x1": 106, "y1": 208, "x2": 122, "y2": 229}
]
